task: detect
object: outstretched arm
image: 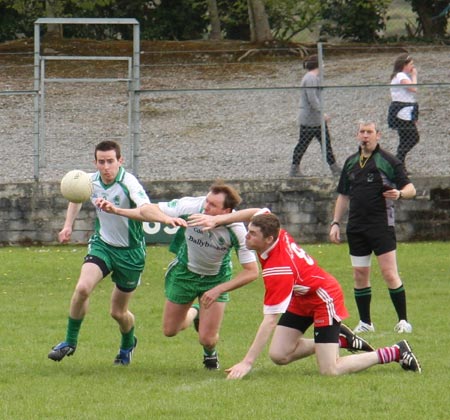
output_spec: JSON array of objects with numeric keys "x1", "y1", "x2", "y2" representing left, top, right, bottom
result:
[
  {"x1": 188, "y1": 208, "x2": 264, "y2": 231},
  {"x1": 96, "y1": 199, "x2": 187, "y2": 228},
  {"x1": 225, "y1": 313, "x2": 279, "y2": 380},
  {"x1": 200, "y1": 261, "x2": 259, "y2": 308}
]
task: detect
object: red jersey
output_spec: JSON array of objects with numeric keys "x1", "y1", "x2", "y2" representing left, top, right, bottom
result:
[{"x1": 259, "y1": 229, "x2": 348, "y2": 326}]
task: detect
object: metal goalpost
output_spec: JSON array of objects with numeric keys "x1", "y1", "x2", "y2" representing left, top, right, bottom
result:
[{"x1": 33, "y1": 18, "x2": 140, "y2": 180}]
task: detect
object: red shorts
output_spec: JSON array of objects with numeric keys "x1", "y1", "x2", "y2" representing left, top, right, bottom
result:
[{"x1": 286, "y1": 274, "x2": 349, "y2": 327}]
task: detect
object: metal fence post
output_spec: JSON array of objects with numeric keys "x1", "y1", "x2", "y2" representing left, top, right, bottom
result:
[
  {"x1": 317, "y1": 43, "x2": 327, "y2": 170},
  {"x1": 33, "y1": 23, "x2": 40, "y2": 180}
]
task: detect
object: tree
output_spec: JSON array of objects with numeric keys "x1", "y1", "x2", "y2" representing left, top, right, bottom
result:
[
  {"x1": 216, "y1": 0, "x2": 249, "y2": 40},
  {"x1": 265, "y1": 0, "x2": 323, "y2": 41},
  {"x1": 247, "y1": 0, "x2": 273, "y2": 42},
  {"x1": 406, "y1": 0, "x2": 449, "y2": 39},
  {"x1": 44, "y1": 0, "x2": 64, "y2": 37},
  {"x1": 320, "y1": 0, "x2": 390, "y2": 42},
  {"x1": 7, "y1": 0, "x2": 115, "y2": 39},
  {"x1": 141, "y1": 0, "x2": 208, "y2": 40},
  {"x1": 207, "y1": 0, "x2": 222, "y2": 40},
  {"x1": 0, "y1": 3, "x2": 21, "y2": 42}
]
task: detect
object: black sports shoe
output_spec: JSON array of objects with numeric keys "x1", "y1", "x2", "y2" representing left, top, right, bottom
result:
[
  {"x1": 396, "y1": 340, "x2": 422, "y2": 373},
  {"x1": 203, "y1": 353, "x2": 219, "y2": 370},
  {"x1": 114, "y1": 337, "x2": 138, "y2": 365},
  {"x1": 340, "y1": 323, "x2": 375, "y2": 353},
  {"x1": 48, "y1": 342, "x2": 76, "y2": 362}
]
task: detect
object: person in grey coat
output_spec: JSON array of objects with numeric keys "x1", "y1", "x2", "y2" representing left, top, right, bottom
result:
[{"x1": 290, "y1": 55, "x2": 340, "y2": 177}]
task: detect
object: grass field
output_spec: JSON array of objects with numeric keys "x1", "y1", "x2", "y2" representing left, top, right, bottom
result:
[{"x1": 1, "y1": 241, "x2": 449, "y2": 419}]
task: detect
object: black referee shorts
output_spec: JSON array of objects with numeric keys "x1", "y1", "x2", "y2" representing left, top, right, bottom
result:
[{"x1": 347, "y1": 226, "x2": 397, "y2": 257}]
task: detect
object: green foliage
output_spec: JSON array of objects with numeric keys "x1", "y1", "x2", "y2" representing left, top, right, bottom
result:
[
  {"x1": 66, "y1": 0, "x2": 209, "y2": 41},
  {"x1": 1, "y1": 242, "x2": 449, "y2": 419},
  {"x1": 217, "y1": 0, "x2": 250, "y2": 40},
  {"x1": 1, "y1": 0, "x2": 448, "y2": 43},
  {"x1": 405, "y1": 0, "x2": 449, "y2": 38},
  {"x1": 140, "y1": 0, "x2": 208, "y2": 40},
  {"x1": 9, "y1": 0, "x2": 44, "y2": 15},
  {"x1": 11, "y1": 0, "x2": 113, "y2": 15},
  {"x1": 0, "y1": 4, "x2": 20, "y2": 41},
  {"x1": 265, "y1": 0, "x2": 323, "y2": 41},
  {"x1": 68, "y1": 0, "x2": 114, "y2": 10},
  {"x1": 0, "y1": 0, "x2": 209, "y2": 41},
  {"x1": 0, "y1": 0, "x2": 44, "y2": 40},
  {"x1": 321, "y1": 0, "x2": 391, "y2": 42}
]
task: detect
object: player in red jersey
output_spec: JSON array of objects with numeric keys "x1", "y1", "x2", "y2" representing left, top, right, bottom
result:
[{"x1": 188, "y1": 210, "x2": 421, "y2": 378}]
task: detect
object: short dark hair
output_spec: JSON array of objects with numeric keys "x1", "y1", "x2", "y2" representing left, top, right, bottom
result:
[
  {"x1": 303, "y1": 55, "x2": 319, "y2": 71},
  {"x1": 250, "y1": 213, "x2": 280, "y2": 241},
  {"x1": 95, "y1": 140, "x2": 122, "y2": 160},
  {"x1": 209, "y1": 180, "x2": 242, "y2": 210}
]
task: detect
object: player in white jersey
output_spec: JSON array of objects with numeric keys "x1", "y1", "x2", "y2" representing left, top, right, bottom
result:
[
  {"x1": 48, "y1": 141, "x2": 186, "y2": 365},
  {"x1": 96, "y1": 181, "x2": 259, "y2": 370}
]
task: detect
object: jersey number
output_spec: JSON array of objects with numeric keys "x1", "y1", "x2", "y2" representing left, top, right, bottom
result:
[{"x1": 290, "y1": 243, "x2": 314, "y2": 265}]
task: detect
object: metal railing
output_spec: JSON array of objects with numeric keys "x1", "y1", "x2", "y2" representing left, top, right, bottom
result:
[{"x1": 1, "y1": 44, "x2": 449, "y2": 183}]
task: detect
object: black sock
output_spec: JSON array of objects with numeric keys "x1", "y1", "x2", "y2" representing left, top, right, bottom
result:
[
  {"x1": 389, "y1": 285, "x2": 407, "y2": 321},
  {"x1": 354, "y1": 287, "x2": 372, "y2": 324}
]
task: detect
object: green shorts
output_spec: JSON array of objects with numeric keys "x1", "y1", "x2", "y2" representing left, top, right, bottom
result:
[
  {"x1": 87, "y1": 236, "x2": 146, "y2": 290},
  {"x1": 165, "y1": 260, "x2": 230, "y2": 304}
]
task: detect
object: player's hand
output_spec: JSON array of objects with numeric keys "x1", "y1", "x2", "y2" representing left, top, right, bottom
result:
[
  {"x1": 165, "y1": 217, "x2": 187, "y2": 228},
  {"x1": 187, "y1": 213, "x2": 218, "y2": 231},
  {"x1": 225, "y1": 361, "x2": 253, "y2": 380},
  {"x1": 95, "y1": 198, "x2": 116, "y2": 214},
  {"x1": 383, "y1": 189, "x2": 401, "y2": 201},
  {"x1": 329, "y1": 224, "x2": 340, "y2": 244},
  {"x1": 58, "y1": 227, "x2": 72, "y2": 243},
  {"x1": 200, "y1": 286, "x2": 222, "y2": 308}
]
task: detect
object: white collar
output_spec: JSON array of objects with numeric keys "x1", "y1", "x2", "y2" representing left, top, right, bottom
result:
[{"x1": 259, "y1": 237, "x2": 279, "y2": 260}]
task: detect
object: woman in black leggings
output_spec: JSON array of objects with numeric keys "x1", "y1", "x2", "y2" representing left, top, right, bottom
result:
[{"x1": 389, "y1": 54, "x2": 419, "y2": 172}]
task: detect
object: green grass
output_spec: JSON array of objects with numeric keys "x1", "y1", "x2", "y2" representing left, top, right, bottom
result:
[{"x1": 1, "y1": 242, "x2": 449, "y2": 419}]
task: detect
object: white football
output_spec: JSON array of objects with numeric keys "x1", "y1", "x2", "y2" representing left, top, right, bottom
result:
[{"x1": 60, "y1": 170, "x2": 93, "y2": 203}]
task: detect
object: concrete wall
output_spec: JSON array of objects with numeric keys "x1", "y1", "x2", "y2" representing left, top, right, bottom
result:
[{"x1": 1, "y1": 177, "x2": 449, "y2": 245}]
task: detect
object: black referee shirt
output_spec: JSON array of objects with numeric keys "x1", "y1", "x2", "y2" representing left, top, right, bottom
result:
[{"x1": 337, "y1": 144, "x2": 411, "y2": 232}]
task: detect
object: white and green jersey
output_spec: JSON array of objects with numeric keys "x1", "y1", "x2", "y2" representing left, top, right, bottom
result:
[
  {"x1": 159, "y1": 196, "x2": 256, "y2": 276},
  {"x1": 89, "y1": 167, "x2": 150, "y2": 248}
]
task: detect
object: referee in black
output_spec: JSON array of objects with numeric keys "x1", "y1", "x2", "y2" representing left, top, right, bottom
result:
[{"x1": 329, "y1": 120, "x2": 416, "y2": 334}]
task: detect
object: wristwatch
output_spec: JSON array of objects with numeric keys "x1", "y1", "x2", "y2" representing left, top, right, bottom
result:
[{"x1": 330, "y1": 221, "x2": 340, "y2": 227}]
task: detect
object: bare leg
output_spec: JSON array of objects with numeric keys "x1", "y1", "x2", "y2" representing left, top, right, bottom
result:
[
  {"x1": 162, "y1": 300, "x2": 194, "y2": 337},
  {"x1": 110, "y1": 286, "x2": 135, "y2": 334},
  {"x1": 69, "y1": 262, "x2": 104, "y2": 319},
  {"x1": 269, "y1": 325, "x2": 315, "y2": 365},
  {"x1": 315, "y1": 343, "x2": 380, "y2": 376}
]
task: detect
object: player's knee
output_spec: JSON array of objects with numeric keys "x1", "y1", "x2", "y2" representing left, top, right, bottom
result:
[
  {"x1": 198, "y1": 333, "x2": 218, "y2": 349},
  {"x1": 110, "y1": 308, "x2": 126, "y2": 323},
  {"x1": 162, "y1": 325, "x2": 178, "y2": 337},
  {"x1": 269, "y1": 349, "x2": 289, "y2": 365},
  {"x1": 73, "y1": 284, "x2": 90, "y2": 301},
  {"x1": 380, "y1": 268, "x2": 399, "y2": 284},
  {"x1": 163, "y1": 330, "x2": 177, "y2": 337}
]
